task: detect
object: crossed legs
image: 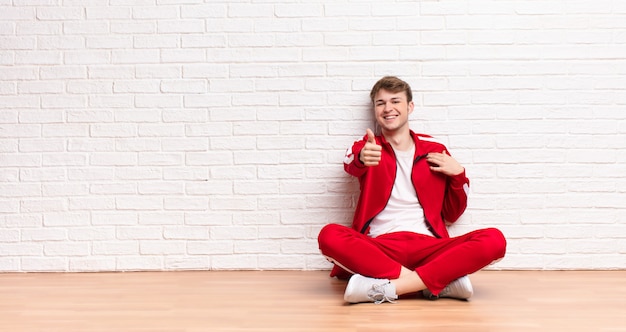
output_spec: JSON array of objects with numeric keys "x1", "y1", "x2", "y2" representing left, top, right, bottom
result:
[{"x1": 318, "y1": 224, "x2": 506, "y2": 296}]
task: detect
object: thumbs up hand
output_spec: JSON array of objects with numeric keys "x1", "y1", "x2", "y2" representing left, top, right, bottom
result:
[{"x1": 360, "y1": 128, "x2": 382, "y2": 167}]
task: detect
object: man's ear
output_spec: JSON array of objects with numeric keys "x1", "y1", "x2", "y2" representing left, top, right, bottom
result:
[{"x1": 408, "y1": 101, "x2": 415, "y2": 115}]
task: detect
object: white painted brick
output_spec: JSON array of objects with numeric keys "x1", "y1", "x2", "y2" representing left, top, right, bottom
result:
[
  {"x1": 3, "y1": 111, "x2": 25, "y2": 125},
  {"x1": 228, "y1": 4, "x2": 274, "y2": 18},
  {"x1": 258, "y1": 226, "x2": 304, "y2": 240},
  {"x1": 158, "y1": 20, "x2": 204, "y2": 34},
  {"x1": 0, "y1": 200, "x2": 19, "y2": 213},
  {"x1": 90, "y1": 95, "x2": 133, "y2": 108},
  {"x1": 187, "y1": 241, "x2": 232, "y2": 255},
  {"x1": 0, "y1": 82, "x2": 16, "y2": 94},
  {"x1": 44, "y1": 242, "x2": 89, "y2": 256},
  {"x1": 140, "y1": 240, "x2": 185, "y2": 255},
  {"x1": 0, "y1": 96, "x2": 39, "y2": 108},
  {"x1": 161, "y1": 138, "x2": 208, "y2": 152},
  {"x1": 132, "y1": 6, "x2": 178, "y2": 19},
  {"x1": 184, "y1": 94, "x2": 231, "y2": 108},
  {"x1": 234, "y1": 181, "x2": 279, "y2": 195},
  {"x1": 69, "y1": 197, "x2": 116, "y2": 211},
  {"x1": 68, "y1": 227, "x2": 115, "y2": 241},
  {"x1": 209, "y1": 197, "x2": 256, "y2": 211},
  {"x1": 21, "y1": 257, "x2": 67, "y2": 271},
  {"x1": 281, "y1": 210, "x2": 331, "y2": 225},
  {"x1": 164, "y1": 197, "x2": 208, "y2": 211},
  {"x1": 206, "y1": 18, "x2": 253, "y2": 34},
  {"x1": 138, "y1": 152, "x2": 183, "y2": 166},
  {"x1": 233, "y1": 151, "x2": 279, "y2": 165},
  {"x1": 117, "y1": 226, "x2": 163, "y2": 240},
  {"x1": 69, "y1": 258, "x2": 116, "y2": 272},
  {"x1": 16, "y1": 21, "x2": 60, "y2": 35},
  {"x1": 181, "y1": 4, "x2": 227, "y2": 18},
  {"x1": 110, "y1": 22, "x2": 155, "y2": 34},
  {"x1": 163, "y1": 226, "x2": 209, "y2": 240},
  {"x1": 0, "y1": 258, "x2": 20, "y2": 271},
  {"x1": 92, "y1": 241, "x2": 138, "y2": 255},
  {"x1": 0, "y1": 242, "x2": 42, "y2": 257},
  {"x1": 211, "y1": 254, "x2": 256, "y2": 270},
  {"x1": 43, "y1": 212, "x2": 89, "y2": 226},
  {"x1": 235, "y1": 240, "x2": 279, "y2": 254},
  {"x1": 0, "y1": 6, "x2": 34, "y2": 19},
  {"x1": 90, "y1": 152, "x2": 137, "y2": 166},
  {"x1": 234, "y1": 212, "x2": 280, "y2": 226},
  {"x1": 16, "y1": 49, "x2": 61, "y2": 64},
  {"x1": 134, "y1": 35, "x2": 179, "y2": 49},
  {"x1": 0, "y1": 37, "x2": 36, "y2": 50},
  {"x1": 254, "y1": 18, "x2": 300, "y2": 33},
  {"x1": 136, "y1": 212, "x2": 181, "y2": 227},
  {"x1": 92, "y1": 212, "x2": 137, "y2": 226},
  {"x1": 211, "y1": 226, "x2": 257, "y2": 240},
  {"x1": 137, "y1": 124, "x2": 185, "y2": 137},
  {"x1": 0, "y1": 154, "x2": 40, "y2": 167},
  {"x1": 85, "y1": 6, "x2": 130, "y2": 19},
  {"x1": 112, "y1": 49, "x2": 160, "y2": 64},
  {"x1": 165, "y1": 257, "x2": 209, "y2": 270},
  {"x1": 116, "y1": 256, "x2": 162, "y2": 271},
  {"x1": 115, "y1": 197, "x2": 162, "y2": 211},
  {"x1": 0, "y1": 229, "x2": 19, "y2": 242},
  {"x1": 185, "y1": 212, "x2": 233, "y2": 226},
  {"x1": 0, "y1": 0, "x2": 625, "y2": 272},
  {"x1": 86, "y1": 36, "x2": 133, "y2": 50},
  {"x1": 63, "y1": 21, "x2": 108, "y2": 35},
  {"x1": 135, "y1": 95, "x2": 182, "y2": 108},
  {"x1": 306, "y1": 255, "x2": 332, "y2": 270},
  {"x1": 20, "y1": 168, "x2": 65, "y2": 182},
  {"x1": 161, "y1": 49, "x2": 205, "y2": 63},
  {"x1": 3, "y1": 214, "x2": 42, "y2": 228}
]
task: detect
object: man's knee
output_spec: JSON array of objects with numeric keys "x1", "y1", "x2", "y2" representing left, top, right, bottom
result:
[
  {"x1": 484, "y1": 227, "x2": 507, "y2": 259},
  {"x1": 317, "y1": 223, "x2": 344, "y2": 254}
]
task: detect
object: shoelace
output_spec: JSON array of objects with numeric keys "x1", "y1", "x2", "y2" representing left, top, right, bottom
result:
[{"x1": 367, "y1": 283, "x2": 396, "y2": 304}]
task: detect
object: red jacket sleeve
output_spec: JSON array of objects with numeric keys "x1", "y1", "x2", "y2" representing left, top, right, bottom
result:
[
  {"x1": 441, "y1": 169, "x2": 469, "y2": 224},
  {"x1": 343, "y1": 137, "x2": 368, "y2": 178}
]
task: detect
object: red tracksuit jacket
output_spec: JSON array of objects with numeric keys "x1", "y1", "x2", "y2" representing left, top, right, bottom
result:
[
  {"x1": 330, "y1": 131, "x2": 470, "y2": 278},
  {"x1": 343, "y1": 130, "x2": 469, "y2": 239}
]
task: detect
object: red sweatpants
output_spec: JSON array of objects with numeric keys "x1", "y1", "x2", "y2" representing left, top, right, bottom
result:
[{"x1": 318, "y1": 224, "x2": 507, "y2": 295}]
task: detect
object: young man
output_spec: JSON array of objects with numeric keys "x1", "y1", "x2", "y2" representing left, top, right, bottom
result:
[{"x1": 318, "y1": 76, "x2": 506, "y2": 304}]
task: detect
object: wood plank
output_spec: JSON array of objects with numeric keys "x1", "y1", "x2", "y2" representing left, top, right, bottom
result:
[{"x1": 0, "y1": 270, "x2": 624, "y2": 331}]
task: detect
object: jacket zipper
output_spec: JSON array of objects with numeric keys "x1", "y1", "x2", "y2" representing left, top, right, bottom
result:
[{"x1": 413, "y1": 152, "x2": 441, "y2": 238}]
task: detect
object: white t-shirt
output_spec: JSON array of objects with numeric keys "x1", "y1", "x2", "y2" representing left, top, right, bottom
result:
[{"x1": 368, "y1": 145, "x2": 434, "y2": 238}]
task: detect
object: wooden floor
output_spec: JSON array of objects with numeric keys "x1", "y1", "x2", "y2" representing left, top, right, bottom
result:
[{"x1": 0, "y1": 270, "x2": 624, "y2": 331}]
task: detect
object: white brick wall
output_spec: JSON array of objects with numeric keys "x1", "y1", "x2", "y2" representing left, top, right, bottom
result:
[{"x1": 1, "y1": 0, "x2": 625, "y2": 272}]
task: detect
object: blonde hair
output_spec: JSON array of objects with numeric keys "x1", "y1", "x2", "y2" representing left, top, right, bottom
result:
[{"x1": 369, "y1": 76, "x2": 413, "y2": 103}]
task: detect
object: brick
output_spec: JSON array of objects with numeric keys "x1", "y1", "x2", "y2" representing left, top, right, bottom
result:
[
  {"x1": 21, "y1": 257, "x2": 67, "y2": 271},
  {"x1": 0, "y1": 0, "x2": 624, "y2": 273},
  {"x1": 116, "y1": 256, "x2": 163, "y2": 271}
]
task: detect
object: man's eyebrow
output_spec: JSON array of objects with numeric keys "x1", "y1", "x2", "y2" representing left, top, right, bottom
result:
[{"x1": 375, "y1": 97, "x2": 403, "y2": 103}]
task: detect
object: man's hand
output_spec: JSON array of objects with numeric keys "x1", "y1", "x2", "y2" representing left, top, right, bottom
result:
[
  {"x1": 359, "y1": 128, "x2": 382, "y2": 167},
  {"x1": 427, "y1": 150, "x2": 464, "y2": 176}
]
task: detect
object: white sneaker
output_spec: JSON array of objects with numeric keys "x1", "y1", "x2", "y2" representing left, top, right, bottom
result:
[
  {"x1": 344, "y1": 274, "x2": 398, "y2": 304},
  {"x1": 423, "y1": 275, "x2": 473, "y2": 300}
]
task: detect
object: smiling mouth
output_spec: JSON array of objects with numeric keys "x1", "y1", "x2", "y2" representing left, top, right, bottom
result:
[{"x1": 383, "y1": 115, "x2": 398, "y2": 120}]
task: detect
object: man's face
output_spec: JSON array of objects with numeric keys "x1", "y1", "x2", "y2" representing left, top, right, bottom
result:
[{"x1": 373, "y1": 89, "x2": 414, "y2": 135}]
